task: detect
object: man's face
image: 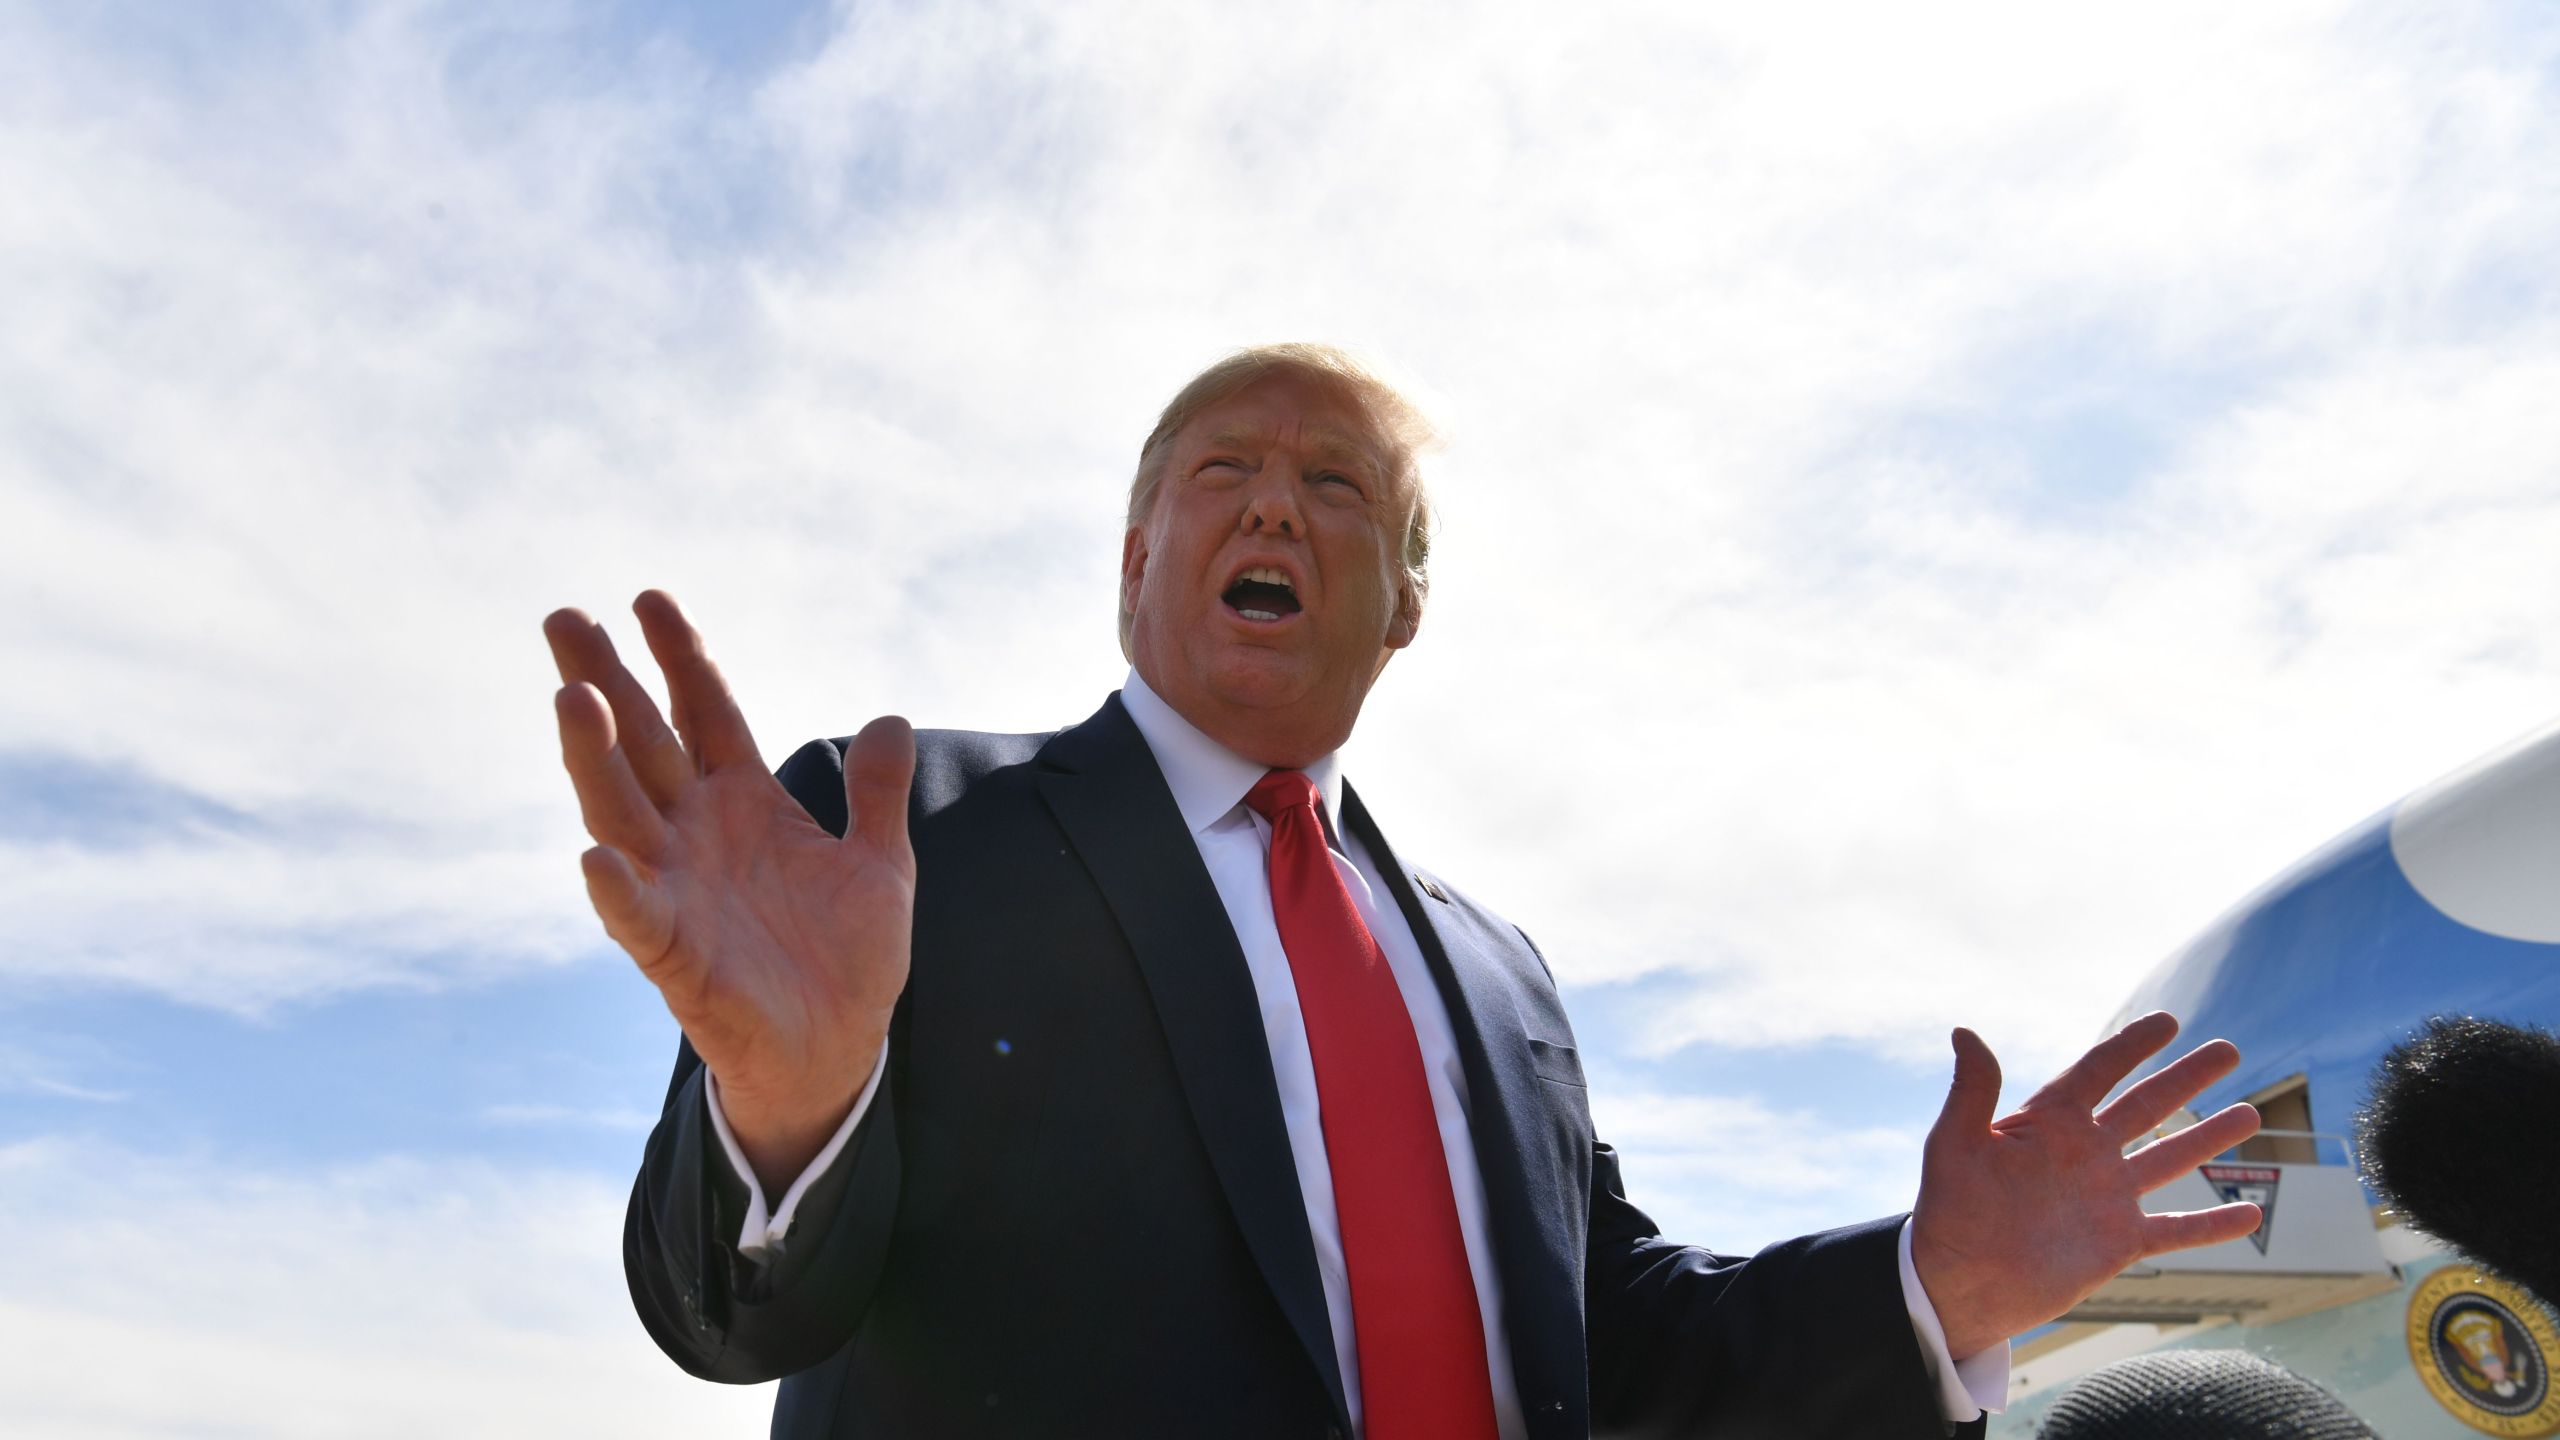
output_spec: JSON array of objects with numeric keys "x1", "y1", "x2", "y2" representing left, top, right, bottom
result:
[{"x1": 1121, "y1": 371, "x2": 1421, "y2": 766}]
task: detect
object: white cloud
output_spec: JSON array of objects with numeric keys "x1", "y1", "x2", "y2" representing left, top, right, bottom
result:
[
  {"x1": 0, "y1": 1136, "x2": 772, "y2": 1437},
  {"x1": 0, "y1": 833, "x2": 594, "y2": 1010},
  {"x1": 2, "y1": 0, "x2": 2556, "y2": 1080},
  {"x1": 1591, "y1": 1084, "x2": 1927, "y2": 1255},
  {"x1": 482, "y1": 1101, "x2": 657, "y2": 1131}
]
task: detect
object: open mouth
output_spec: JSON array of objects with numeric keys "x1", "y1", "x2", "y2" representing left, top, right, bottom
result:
[{"x1": 1221, "y1": 567, "x2": 1302, "y2": 623}]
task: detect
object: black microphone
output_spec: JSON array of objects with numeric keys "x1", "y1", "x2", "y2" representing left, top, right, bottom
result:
[
  {"x1": 2035, "y1": 1350, "x2": 2377, "y2": 1438},
  {"x1": 2358, "y1": 1014, "x2": 2560, "y2": 1311}
]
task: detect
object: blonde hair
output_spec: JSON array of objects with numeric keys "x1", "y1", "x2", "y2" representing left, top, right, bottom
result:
[{"x1": 1119, "y1": 343, "x2": 1436, "y2": 657}]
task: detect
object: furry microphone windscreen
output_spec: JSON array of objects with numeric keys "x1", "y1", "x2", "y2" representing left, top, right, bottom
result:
[
  {"x1": 2358, "y1": 1014, "x2": 2560, "y2": 1312},
  {"x1": 2034, "y1": 1351, "x2": 2377, "y2": 1439}
]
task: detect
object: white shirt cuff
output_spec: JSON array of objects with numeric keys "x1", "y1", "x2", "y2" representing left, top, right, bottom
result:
[
  {"x1": 703, "y1": 1048, "x2": 889, "y2": 1259},
  {"x1": 1898, "y1": 1216, "x2": 2011, "y2": 1423}
]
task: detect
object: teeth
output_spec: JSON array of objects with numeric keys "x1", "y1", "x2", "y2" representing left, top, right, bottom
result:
[
  {"x1": 1238, "y1": 608, "x2": 1281, "y2": 622},
  {"x1": 1239, "y1": 566, "x2": 1294, "y2": 592}
]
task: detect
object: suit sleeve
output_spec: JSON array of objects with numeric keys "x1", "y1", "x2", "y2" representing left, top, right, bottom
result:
[
  {"x1": 621, "y1": 737, "x2": 908, "y2": 1383},
  {"x1": 1581, "y1": 1145, "x2": 1983, "y2": 1440}
]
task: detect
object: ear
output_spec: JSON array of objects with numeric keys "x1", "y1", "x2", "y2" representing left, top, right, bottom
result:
[
  {"x1": 1119, "y1": 526, "x2": 1148, "y2": 617},
  {"x1": 1384, "y1": 575, "x2": 1423, "y2": 652}
]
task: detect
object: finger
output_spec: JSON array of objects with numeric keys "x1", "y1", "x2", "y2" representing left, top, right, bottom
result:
[
  {"x1": 543, "y1": 606, "x2": 690, "y2": 803},
  {"x1": 2033, "y1": 1010, "x2": 2180, "y2": 1113},
  {"x1": 843, "y1": 715, "x2": 918, "y2": 862},
  {"x1": 581, "y1": 844, "x2": 678, "y2": 975},
  {"x1": 2096, "y1": 1038, "x2": 2242, "y2": 1144},
  {"x1": 2138, "y1": 1201, "x2": 2263, "y2": 1258},
  {"x1": 631, "y1": 589, "x2": 764, "y2": 775},
  {"x1": 1928, "y1": 1027, "x2": 2004, "y2": 1150},
  {"x1": 2124, "y1": 1102, "x2": 2261, "y2": 1191},
  {"x1": 556, "y1": 683, "x2": 671, "y2": 857}
]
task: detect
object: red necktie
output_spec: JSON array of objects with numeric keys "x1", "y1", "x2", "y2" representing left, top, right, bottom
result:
[{"x1": 1245, "y1": 770, "x2": 1498, "y2": 1440}]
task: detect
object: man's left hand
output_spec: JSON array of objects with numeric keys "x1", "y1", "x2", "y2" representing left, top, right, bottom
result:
[{"x1": 1911, "y1": 1011, "x2": 2264, "y2": 1359}]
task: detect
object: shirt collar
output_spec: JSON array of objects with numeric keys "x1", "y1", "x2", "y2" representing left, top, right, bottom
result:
[{"x1": 1119, "y1": 668, "x2": 1344, "y2": 839}]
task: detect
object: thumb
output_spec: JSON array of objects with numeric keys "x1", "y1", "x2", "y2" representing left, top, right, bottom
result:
[
  {"x1": 843, "y1": 715, "x2": 918, "y2": 861},
  {"x1": 1931, "y1": 1026, "x2": 2004, "y2": 1147}
]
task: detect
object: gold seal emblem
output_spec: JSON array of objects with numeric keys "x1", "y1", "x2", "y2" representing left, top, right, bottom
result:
[{"x1": 2407, "y1": 1266, "x2": 2560, "y2": 1436}]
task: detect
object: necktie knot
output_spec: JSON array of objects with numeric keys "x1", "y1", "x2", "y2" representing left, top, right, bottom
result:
[{"x1": 1244, "y1": 768, "x2": 1321, "y2": 824}]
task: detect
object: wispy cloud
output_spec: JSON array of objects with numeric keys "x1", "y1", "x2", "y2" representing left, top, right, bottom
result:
[
  {"x1": 1593, "y1": 1085, "x2": 1927, "y2": 1255},
  {"x1": 0, "y1": 1068, "x2": 126, "y2": 1105},
  {"x1": 0, "y1": 1035, "x2": 132, "y2": 1104},
  {"x1": 481, "y1": 1101, "x2": 656, "y2": 1132},
  {"x1": 20, "y1": 1078, "x2": 126, "y2": 1103},
  {"x1": 0, "y1": 1136, "x2": 769, "y2": 1436}
]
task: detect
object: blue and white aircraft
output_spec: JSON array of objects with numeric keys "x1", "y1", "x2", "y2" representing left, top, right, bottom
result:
[{"x1": 1989, "y1": 715, "x2": 2560, "y2": 1438}]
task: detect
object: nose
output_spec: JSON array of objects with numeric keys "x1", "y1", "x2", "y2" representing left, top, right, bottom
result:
[{"x1": 1239, "y1": 474, "x2": 1304, "y2": 539}]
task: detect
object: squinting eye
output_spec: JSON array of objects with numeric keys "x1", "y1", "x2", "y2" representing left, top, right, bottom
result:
[{"x1": 1319, "y1": 472, "x2": 1359, "y2": 490}]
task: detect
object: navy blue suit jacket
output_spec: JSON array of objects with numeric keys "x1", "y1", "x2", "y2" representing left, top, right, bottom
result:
[{"x1": 624, "y1": 694, "x2": 1969, "y2": 1438}]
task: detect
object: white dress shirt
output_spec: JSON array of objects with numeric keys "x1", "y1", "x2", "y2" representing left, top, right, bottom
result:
[{"x1": 706, "y1": 672, "x2": 2008, "y2": 1430}]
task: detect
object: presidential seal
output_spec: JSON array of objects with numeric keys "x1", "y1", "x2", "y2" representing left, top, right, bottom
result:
[{"x1": 2407, "y1": 1267, "x2": 2560, "y2": 1437}]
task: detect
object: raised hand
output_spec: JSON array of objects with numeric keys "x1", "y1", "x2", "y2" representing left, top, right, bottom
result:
[
  {"x1": 1910, "y1": 1012, "x2": 2264, "y2": 1359},
  {"x1": 545, "y1": 591, "x2": 915, "y2": 1195}
]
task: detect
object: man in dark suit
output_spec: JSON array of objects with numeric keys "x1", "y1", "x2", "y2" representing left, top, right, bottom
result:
[{"x1": 544, "y1": 345, "x2": 2264, "y2": 1438}]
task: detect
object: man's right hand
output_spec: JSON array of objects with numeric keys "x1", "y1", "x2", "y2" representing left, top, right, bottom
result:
[{"x1": 544, "y1": 591, "x2": 916, "y2": 1196}]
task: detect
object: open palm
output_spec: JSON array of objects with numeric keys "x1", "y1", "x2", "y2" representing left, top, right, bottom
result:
[
  {"x1": 1911, "y1": 1013, "x2": 2265, "y2": 1359},
  {"x1": 545, "y1": 591, "x2": 914, "y2": 1192}
]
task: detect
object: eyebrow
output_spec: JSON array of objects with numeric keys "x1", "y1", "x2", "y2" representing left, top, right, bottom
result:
[{"x1": 1196, "y1": 424, "x2": 1385, "y2": 476}]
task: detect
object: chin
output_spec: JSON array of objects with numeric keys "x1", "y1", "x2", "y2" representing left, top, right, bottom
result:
[{"x1": 1202, "y1": 656, "x2": 1313, "y2": 710}]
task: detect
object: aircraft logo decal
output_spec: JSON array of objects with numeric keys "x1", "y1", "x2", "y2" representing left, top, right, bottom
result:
[
  {"x1": 2198, "y1": 1163, "x2": 2279, "y2": 1254},
  {"x1": 2407, "y1": 1267, "x2": 2560, "y2": 1436}
]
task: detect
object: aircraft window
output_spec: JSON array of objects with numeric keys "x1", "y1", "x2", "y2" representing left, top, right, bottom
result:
[{"x1": 2236, "y1": 1073, "x2": 2320, "y2": 1165}]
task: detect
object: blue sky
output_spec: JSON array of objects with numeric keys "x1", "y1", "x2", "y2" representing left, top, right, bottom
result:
[{"x1": 5, "y1": 0, "x2": 2559, "y2": 1431}]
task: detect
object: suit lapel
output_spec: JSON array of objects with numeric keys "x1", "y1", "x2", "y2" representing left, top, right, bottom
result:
[
  {"x1": 1344, "y1": 784, "x2": 1589, "y2": 1440},
  {"x1": 1032, "y1": 696, "x2": 1349, "y2": 1426}
]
